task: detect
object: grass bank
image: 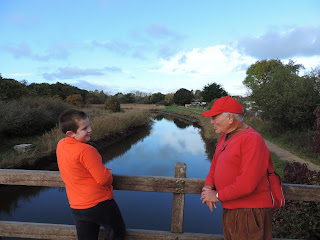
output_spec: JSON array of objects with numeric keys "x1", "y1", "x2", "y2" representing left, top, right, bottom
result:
[
  {"x1": 0, "y1": 108, "x2": 151, "y2": 169},
  {"x1": 245, "y1": 116, "x2": 320, "y2": 167}
]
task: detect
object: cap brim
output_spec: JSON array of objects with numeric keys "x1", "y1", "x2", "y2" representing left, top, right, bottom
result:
[{"x1": 201, "y1": 110, "x2": 222, "y2": 117}]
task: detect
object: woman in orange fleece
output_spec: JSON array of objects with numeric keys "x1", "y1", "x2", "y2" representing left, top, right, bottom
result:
[{"x1": 57, "y1": 109, "x2": 125, "y2": 240}]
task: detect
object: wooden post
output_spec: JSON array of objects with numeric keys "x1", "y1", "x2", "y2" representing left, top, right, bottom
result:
[{"x1": 171, "y1": 162, "x2": 186, "y2": 233}]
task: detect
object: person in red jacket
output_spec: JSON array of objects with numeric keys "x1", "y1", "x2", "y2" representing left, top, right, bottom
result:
[
  {"x1": 57, "y1": 109, "x2": 125, "y2": 240},
  {"x1": 200, "y1": 96, "x2": 273, "y2": 240}
]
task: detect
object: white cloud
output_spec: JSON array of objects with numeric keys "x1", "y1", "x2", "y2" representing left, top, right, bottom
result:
[
  {"x1": 238, "y1": 25, "x2": 320, "y2": 59},
  {"x1": 5, "y1": 73, "x2": 32, "y2": 77},
  {"x1": 153, "y1": 45, "x2": 257, "y2": 95},
  {"x1": 42, "y1": 66, "x2": 123, "y2": 81},
  {"x1": 146, "y1": 24, "x2": 182, "y2": 39},
  {"x1": 2, "y1": 42, "x2": 71, "y2": 61},
  {"x1": 155, "y1": 45, "x2": 255, "y2": 76}
]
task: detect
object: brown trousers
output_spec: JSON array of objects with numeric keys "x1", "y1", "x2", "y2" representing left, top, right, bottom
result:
[{"x1": 222, "y1": 208, "x2": 273, "y2": 240}]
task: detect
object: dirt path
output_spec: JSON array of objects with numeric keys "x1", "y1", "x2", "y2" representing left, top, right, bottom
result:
[{"x1": 265, "y1": 140, "x2": 320, "y2": 172}]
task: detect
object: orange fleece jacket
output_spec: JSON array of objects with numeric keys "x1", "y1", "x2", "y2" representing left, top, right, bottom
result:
[{"x1": 57, "y1": 137, "x2": 113, "y2": 209}]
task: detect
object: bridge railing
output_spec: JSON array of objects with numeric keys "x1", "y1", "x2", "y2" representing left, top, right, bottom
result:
[{"x1": 0, "y1": 162, "x2": 320, "y2": 240}]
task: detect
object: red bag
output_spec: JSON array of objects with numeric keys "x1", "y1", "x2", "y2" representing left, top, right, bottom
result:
[{"x1": 267, "y1": 156, "x2": 285, "y2": 210}]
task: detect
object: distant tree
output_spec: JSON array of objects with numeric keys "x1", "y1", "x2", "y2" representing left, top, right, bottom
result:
[
  {"x1": 150, "y1": 92, "x2": 165, "y2": 104},
  {"x1": 28, "y1": 83, "x2": 53, "y2": 97},
  {"x1": 104, "y1": 97, "x2": 121, "y2": 112},
  {"x1": 193, "y1": 90, "x2": 201, "y2": 100},
  {"x1": 173, "y1": 88, "x2": 193, "y2": 105},
  {"x1": 124, "y1": 93, "x2": 135, "y2": 103},
  {"x1": 52, "y1": 82, "x2": 88, "y2": 100},
  {"x1": 313, "y1": 107, "x2": 320, "y2": 153},
  {"x1": 66, "y1": 94, "x2": 83, "y2": 107},
  {"x1": 201, "y1": 83, "x2": 228, "y2": 103},
  {"x1": 131, "y1": 90, "x2": 150, "y2": 103},
  {"x1": 309, "y1": 66, "x2": 320, "y2": 94},
  {"x1": 0, "y1": 76, "x2": 30, "y2": 100},
  {"x1": 243, "y1": 59, "x2": 320, "y2": 130},
  {"x1": 97, "y1": 90, "x2": 108, "y2": 103},
  {"x1": 114, "y1": 92, "x2": 128, "y2": 103},
  {"x1": 85, "y1": 92, "x2": 101, "y2": 104},
  {"x1": 142, "y1": 95, "x2": 151, "y2": 104},
  {"x1": 165, "y1": 93, "x2": 174, "y2": 105}
]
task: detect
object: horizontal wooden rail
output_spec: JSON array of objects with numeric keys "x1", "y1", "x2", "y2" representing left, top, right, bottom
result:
[
  {"x1": 0, "y1": 221, "x2": 224, "y2": 240},
  {"x1": 0, "y1": 169, "x2": 320, "y2": 201},
  {"x1": 1, "y1": 166, "x2": 319, "y2": 240}
]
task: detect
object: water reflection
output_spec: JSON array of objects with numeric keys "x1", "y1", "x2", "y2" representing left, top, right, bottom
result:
[
  {"x1": 98, "y1": 125, "x2": 152, "y2": 164},
  {"x1": 0, "y1": 186, "x2": 46, "y2": 215},
  {"x1": 0, "y1": 115, "x2": 222, "y2": 239}
]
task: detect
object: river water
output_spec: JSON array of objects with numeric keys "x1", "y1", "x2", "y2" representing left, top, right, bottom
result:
[{"x1": 0, "y1": 114, "x2": 223, "y2": 239}]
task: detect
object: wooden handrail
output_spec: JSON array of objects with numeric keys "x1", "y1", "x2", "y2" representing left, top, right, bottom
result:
[
  {"x1": 0, "y1": 220, "x2": 224, "y2": 240},
  {"x1": 0, "y1": 164, "x2": 320, "y2": 239},
  {"x1": 0, "y1": 168, "x2": 319, "y2": 201}
]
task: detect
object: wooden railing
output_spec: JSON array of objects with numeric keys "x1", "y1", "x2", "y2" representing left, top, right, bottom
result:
[{"x1": 1, "y1": 163, "x2": 320, "y2": 240}]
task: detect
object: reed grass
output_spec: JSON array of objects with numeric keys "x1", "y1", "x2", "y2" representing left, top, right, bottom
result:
[
  {"x1": 90, "y1": 109, "x2": 151, "y2": 141},
  {"x1": 0, "y1": 109, "x2": 151, "y2": 169}
]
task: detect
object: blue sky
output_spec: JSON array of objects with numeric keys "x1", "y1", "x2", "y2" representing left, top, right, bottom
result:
[{"x1": 1, "y1": 0, "x2": 319, "y2": 96}]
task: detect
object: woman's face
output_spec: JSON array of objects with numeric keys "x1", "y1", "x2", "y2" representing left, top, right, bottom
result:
[{"x1": 210, "y1": 113, "x2": 231, "y2": 135}]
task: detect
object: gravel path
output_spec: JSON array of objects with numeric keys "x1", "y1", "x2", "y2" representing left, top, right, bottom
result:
[{"x1": 265, "y1": 140, "x2": 320, "y2": 172}]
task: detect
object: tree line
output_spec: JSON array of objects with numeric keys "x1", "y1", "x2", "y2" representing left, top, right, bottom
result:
[
  {"x1": 1, "y1": 58, "x2": 320, "y2": 135},
  {"x1": 0, "y1": 74, "x2": 228, "y2": 107}
]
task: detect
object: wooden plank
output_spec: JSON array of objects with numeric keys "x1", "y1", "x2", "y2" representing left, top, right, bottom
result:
[
  {"x1": 0, "y1": 221, "x2": 77, "y2": 240},
  {"x1": 0, "y1": 221, "x2": 224, "y2": 240},
  {"x1": 0, "y1": 169, "x2": 64, "y2": 187},
  {"x1": 171, "y1": 162, "x2": 186, "y2": 233},
  {"x1": 113, "y1": 174, "x2": 203, "y2": 193},
  {"x1": 282, "y1": 183, "x2": 320, "y2": 202},
  {"x1": 0, "y1": 169, "x2": 204, "y2": 194},
  {"x1": 0, "y1": 169, "x2": 320, "y2": 201}
]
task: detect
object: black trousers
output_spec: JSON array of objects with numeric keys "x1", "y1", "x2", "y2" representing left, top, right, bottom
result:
[{"x1": 71, "y1": 199, "x2": 125, "y2": 240}]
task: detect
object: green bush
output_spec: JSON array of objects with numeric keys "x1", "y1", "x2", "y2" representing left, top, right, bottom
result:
[
  {"x1": 0, "y1": 97, "x2": 71, "y2": 137},
  {"x1": 273, "y1": 162, "x2": 320, "y2": 239},
  {"x1": 104, "y1": 97, "x2": 121, "y2": 112}
]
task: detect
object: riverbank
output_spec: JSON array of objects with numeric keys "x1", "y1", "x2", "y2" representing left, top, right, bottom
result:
[
  {"x1": 154, "y1": 107, "x2": 320, "y2": 173},
  {"x1": 0, "y1": 109, "x2": 152, "y2": 170}
]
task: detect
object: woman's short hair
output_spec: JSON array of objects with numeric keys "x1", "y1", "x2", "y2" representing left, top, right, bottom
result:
[{"x1": 59, "y1": 109, "x2": 88, "y2": 134}]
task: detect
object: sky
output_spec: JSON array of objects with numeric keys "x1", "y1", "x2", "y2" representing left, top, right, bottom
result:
[{"x1": 1, "y1": 0, "x2": 320, "y2": 96}]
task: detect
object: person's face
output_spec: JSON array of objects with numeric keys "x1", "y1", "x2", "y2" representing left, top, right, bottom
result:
[
  {"x1": 73, "y1": 117, "x2": 92, "y2": 143},
  {"x1": 210, "y1": 113, "x2": 231, "y2": 135}
]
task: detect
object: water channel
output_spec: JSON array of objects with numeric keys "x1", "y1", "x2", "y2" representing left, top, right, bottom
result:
[{"x1": 0, "y1": 114, "x2": 223, "y2": 239}]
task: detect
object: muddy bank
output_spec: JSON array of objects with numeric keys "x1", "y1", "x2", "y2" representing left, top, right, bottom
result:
[
  {"x1": 8, "y1": 125, "x2": 151, "y2": 171},
  {"x1": 151, "y1": 110, "x2": 199, "y2": 124}
]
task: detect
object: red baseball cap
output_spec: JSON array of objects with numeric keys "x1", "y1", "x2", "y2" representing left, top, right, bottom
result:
[{"x1": 201, "y1": 96, "x2": 243, "y2": 117}]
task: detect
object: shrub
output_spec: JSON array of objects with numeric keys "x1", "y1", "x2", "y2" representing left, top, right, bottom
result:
[
  {"x1": 313, "y1": 107, "x2": 320, "y2": 153},
  {"x1": 0, "y1": 97, "x2": 71, "y2": 137},
  {"x1": 104, "y1": 97, "x2": 121, "y2": 112},
  {"x1": 272, "y1": 162, "x2": 320, "y2": 239},
  {"x1": 66, "y1": 94, "x2": 83, "y2": 107}
]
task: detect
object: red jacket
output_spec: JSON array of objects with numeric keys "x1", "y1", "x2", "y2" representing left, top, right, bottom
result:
[
  {"x1": 57, "y1": 137, "x2": 113, "y2": 209},
  {"x1": 205, "y1": 127, "x2": 273, "y2": 209}
]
